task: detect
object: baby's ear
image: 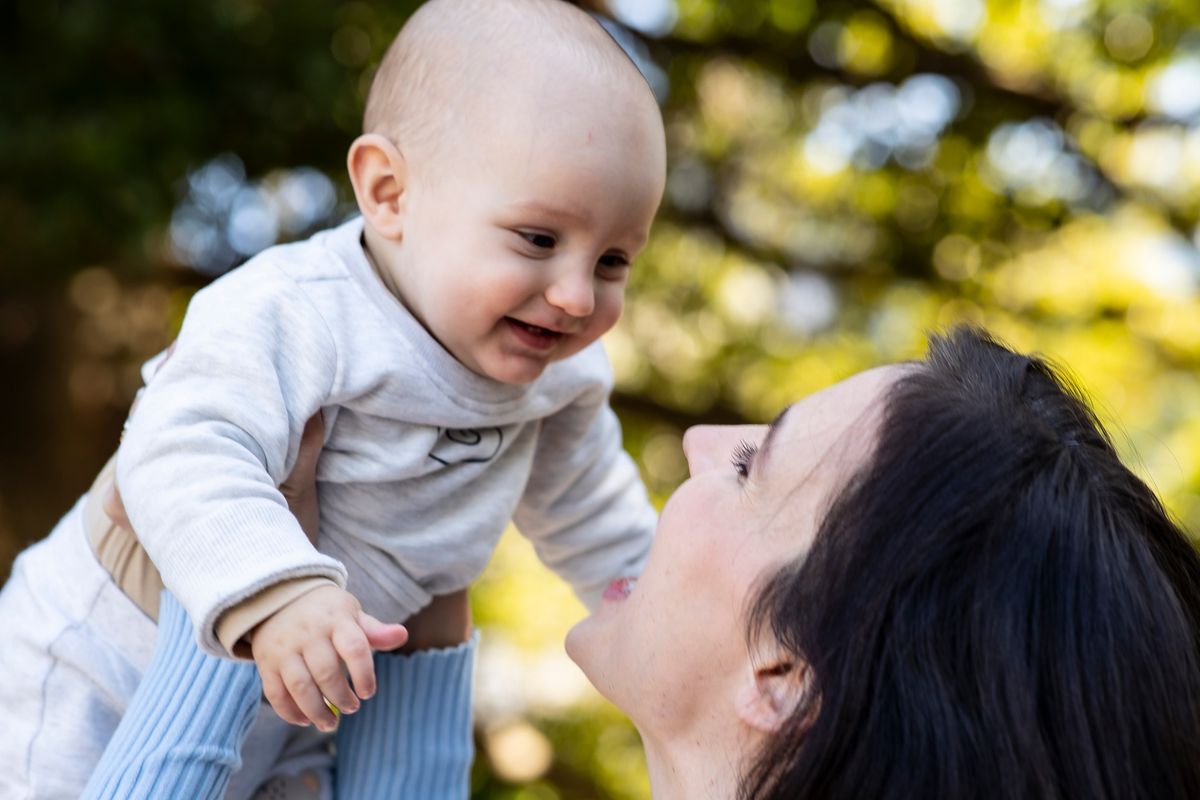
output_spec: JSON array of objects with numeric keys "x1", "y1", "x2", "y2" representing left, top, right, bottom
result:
[
  {"x1": 734, "y1": 657, "x2": 809, "y2": 733},
  {"x1": 347, "y1": 134, "x2": 407, "y2": 240}
]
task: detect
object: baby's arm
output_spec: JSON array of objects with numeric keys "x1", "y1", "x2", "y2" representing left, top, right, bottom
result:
[
  {"x1": 514, "y1": 379, "x2": 657, "y2": 608},
  {"x1": 116, "y1": 263, "x2": 405, "y2": 725},
  {"x1": 118, "y1": 263, "x2": 347, "y2": 651}
]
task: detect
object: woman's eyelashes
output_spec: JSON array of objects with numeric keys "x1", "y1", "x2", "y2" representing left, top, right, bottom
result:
[{"x1": 731, "y1": 439, "x2": 759, "y2": 480}]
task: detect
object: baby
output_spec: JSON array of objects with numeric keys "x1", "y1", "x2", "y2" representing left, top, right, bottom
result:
[{"x1": 0, "y1": 0, "x2": 664, "y2": 795}]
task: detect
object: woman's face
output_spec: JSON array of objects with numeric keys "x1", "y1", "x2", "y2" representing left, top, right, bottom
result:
[{"x1": 565, "y1": 366, "x2": 901, "y2": 738}]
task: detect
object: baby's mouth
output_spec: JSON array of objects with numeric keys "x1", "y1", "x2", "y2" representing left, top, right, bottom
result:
[
  {"x1": 509, "y1": 318, "x2": 561, "y2": 336},
  {"x1": 506, "y1": 317, "x2": 564, "y2": 346}
]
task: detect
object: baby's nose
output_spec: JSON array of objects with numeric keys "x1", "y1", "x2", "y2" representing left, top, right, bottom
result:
[{"x1": 546, "y1": 268, "x2": 595, "y2": 317}]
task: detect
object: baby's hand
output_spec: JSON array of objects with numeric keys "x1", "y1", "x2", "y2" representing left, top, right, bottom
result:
[{"x1": 249, "y1": 585, "x2": 408, "y2": 730}]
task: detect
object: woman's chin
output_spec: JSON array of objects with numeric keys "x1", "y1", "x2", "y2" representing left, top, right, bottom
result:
[
  {"x1": 565, "y1": 614, "x2": 615, "y2": 695},
  {"x1": 566, "y1": 579, "x2": 646, "y2": 706},
  {"x1": 564, "y1": 616, "x2": 593, "y2": 668}
]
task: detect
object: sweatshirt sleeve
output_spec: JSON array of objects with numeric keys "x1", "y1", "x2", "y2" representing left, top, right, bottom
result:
[
  {"x1": 117, "y1": 261, "x2": 348, "y2": 655},
  {"x1": 513, "y1": 382, "x2": 657, "y2": 611}
]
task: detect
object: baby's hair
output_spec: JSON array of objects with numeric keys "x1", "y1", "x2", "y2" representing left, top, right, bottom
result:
[{"x1": 363, "y1": 0, "x2": 649, "y2": 162}]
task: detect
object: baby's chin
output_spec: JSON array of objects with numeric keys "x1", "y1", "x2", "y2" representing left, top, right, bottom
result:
[
  {"x1": 479, "y1": 342, "x2": 594, "y2": 385},
  {"x1": 481, "y1": 361, "x2": 551, "y2": 386}
]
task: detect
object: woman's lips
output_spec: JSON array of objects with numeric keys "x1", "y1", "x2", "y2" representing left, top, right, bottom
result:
[
  {"x1": 506, "y1": 318, "x2": 562, "y2": 351},
  {"x1": 602, "y1": 577, "x2": 637, "y2": 602}
]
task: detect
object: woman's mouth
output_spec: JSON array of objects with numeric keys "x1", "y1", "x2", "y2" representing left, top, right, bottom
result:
[
  {"x1": 506, "y1": 318, "x2": 563, "y2": 351},
  {"x1": 602, "y1": 577, "x2": 637, "y2": 602}
]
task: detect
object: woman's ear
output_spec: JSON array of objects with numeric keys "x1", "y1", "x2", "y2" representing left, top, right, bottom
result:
[
  {"x1": 347, "y1": 133, "x2": 407, "y2": 241},
  {"x1": 735, "y1": 659, "x2": 808, "y2": 733}
]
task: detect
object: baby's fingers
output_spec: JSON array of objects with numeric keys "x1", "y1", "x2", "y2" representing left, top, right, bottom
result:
[
  {"x1": 281, "y1": 653, "x2": 339, "y2": 732},
  {"x1": 359, "y1": 612, "x2": 409, "y2": 654},
  {"x1": 261, "y1": 659, "x2": 312, "y2": 728},
  {"x1": 306, "y1": 638, "x2": 361, "y2": 720},
  {"x1": 302, "y1": 642, "x2": 357, "y2": 724},
  {"x1": 332, "y1": 625, "x2": 377, "y2": 701}
]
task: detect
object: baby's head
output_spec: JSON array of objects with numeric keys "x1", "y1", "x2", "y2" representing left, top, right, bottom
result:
[{"x1": 348, "y1": 0, "x2": 666, "y2": 385}]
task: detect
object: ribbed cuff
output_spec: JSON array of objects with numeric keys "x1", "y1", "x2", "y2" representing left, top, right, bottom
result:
[
  {"x1": 83, "y1": 591, "x2": 262, "y2": 800},
  {"x1": 335, "y1": 632, "x2": 478, "y2": 799}
]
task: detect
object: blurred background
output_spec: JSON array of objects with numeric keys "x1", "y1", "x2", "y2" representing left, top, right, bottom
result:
[{"x1": 5, "y1": 0, "x2": 1200, "y2": 795}]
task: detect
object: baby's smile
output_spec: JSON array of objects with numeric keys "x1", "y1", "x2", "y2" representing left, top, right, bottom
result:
[{"x1": 506, "y1": 317, "x2": 566, "y2": 350}]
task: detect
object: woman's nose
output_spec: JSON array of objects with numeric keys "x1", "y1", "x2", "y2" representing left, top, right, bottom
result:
[{"x1": 682, "y1": 426, "x2": 723, "y2": 476}]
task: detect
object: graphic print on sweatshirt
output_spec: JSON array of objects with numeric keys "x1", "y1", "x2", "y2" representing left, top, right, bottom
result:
[{"x1": 428, "y1": 427, "x2": 504, "y2": 465}]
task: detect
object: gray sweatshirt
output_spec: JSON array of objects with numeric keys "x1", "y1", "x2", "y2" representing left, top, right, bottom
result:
[{"x1": 118, "y1": 217, "x2": 656, "y2": 656}]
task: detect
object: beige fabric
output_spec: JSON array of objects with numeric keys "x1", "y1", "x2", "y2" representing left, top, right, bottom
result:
[
  {"x1": 84, "y1": 455, "x2": 163, "y2": 621},
  {"x1": 217, "y1": 577, "x2": 334, "y2": 659},
  {"x1": 84, "y1": 452, "x2": 335, "y2": 658}
]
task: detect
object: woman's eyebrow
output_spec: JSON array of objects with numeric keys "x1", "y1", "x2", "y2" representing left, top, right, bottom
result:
[{"x1": 753, "y1": 404, "x2": 793, "y2": 480}]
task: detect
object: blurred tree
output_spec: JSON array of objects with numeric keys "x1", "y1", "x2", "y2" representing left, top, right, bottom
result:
[{"x1": 5, "y1": 0, "x2": 1200, "y2": 797}]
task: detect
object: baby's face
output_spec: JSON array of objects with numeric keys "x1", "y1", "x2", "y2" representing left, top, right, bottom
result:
[{"x1": 384, "y1": 79, "x2": 666, "y2": 384}]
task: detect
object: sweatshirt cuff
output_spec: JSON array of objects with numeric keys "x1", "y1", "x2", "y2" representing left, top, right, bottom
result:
[
  {"x1": 335, "y1": 632, "x2": 478, "y2": 799},
  {"x1": 216, "y1": 576, "x2": 338, "y2": 658}
]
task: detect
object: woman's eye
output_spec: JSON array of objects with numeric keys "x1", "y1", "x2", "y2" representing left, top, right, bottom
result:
[
  {"x1": 731, "y1": 439, "x2": 759, "y2": 479},
  {"x1": 519, "y1": 231, "x2": 557, "y2": 250}
]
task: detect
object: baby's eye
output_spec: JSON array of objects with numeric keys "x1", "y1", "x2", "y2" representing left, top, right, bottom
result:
[
  {"x1": 519, "y1": 231, "x2": 557, "y2": 250},
  {"x1": 731, "y1": 439, "x2": 759, "y2": 480},
  {"x1": 598, "y1": 252, "x2": 630, "y2": 269},
  {"x1": 596, "y1": 252, "x2": 631, "y2": 282}
]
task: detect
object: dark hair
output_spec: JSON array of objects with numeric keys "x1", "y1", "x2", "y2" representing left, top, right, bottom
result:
[{"x1": 741, "y1": 326, "x2": 1200, "y2": 800}]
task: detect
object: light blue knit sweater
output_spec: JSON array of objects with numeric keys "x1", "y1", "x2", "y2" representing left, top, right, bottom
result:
[{"x1": 84, "y1": 591, "x2": 476, "y2": 799}]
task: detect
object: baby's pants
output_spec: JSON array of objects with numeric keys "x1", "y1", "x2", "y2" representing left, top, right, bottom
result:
[{"x1": 0, "y1": 497, "x2": 333, "y2": 799}]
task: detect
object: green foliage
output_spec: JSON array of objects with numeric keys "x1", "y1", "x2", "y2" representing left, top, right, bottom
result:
[{"x1": 1, "y1": 0, "x2": 420, "y2": 282}]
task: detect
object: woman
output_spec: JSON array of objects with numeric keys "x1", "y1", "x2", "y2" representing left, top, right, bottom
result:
[{"x1": 89, "y1": 326, "x2": 1200, "y2": 798}]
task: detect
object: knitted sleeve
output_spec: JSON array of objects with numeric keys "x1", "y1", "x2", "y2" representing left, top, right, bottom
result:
[
  {"x1": 82, "y1": 591, "x2": 260, "y2": 799},
  {"x1": 83, "y1": 591, "x2": 478, "y2": 799},
  {"x1": 335, "y1": 633, "x2": 478, "y2": 798}
]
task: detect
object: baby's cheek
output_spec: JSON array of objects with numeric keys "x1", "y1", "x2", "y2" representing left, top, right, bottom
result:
[{"x1": 591, "y1": 294, "x2": 626, "y2": 338}]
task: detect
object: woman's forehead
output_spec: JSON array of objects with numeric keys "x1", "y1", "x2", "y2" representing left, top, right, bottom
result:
[
  {"x1": 783, "y1": 366, "x2": 898, "y2": 448},
  {"x1": 764, "y1": 365, "x2": 901, "y2": 498}
]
